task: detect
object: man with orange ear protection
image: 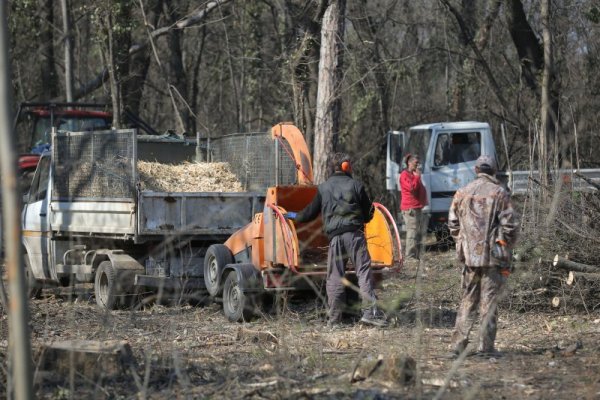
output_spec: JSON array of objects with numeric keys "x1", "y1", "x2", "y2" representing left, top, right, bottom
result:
[{"x1": 293, "y1": 153, "x2": 387, "y2": 328}]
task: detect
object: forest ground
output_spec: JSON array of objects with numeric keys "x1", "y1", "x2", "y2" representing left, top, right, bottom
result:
[{"x1": 1, "y1": 239, "x2": 600, "y2": 399}]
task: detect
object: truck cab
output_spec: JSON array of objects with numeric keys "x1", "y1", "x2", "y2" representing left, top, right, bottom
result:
[{"x1": 387, "y1": 121, "x2": 497, "y2": 234}]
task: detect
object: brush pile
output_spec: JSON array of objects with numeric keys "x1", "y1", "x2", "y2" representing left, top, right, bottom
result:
[{"x1": 506, "y1": 182, "x2": 600, "y2": 312}]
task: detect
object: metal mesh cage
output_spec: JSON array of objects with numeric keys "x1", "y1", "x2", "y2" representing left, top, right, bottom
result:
[
  {"x1": 209, "y1": 132, "x2": 297, "y2": 192},
  {"x1": 52, "y1": 130, "x2": 136, "y2": 200}
]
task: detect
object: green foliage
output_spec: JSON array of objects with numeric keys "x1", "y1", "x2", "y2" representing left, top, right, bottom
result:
[{"x1": 585, "y1": 6, "x2": 600, "y2": 23}]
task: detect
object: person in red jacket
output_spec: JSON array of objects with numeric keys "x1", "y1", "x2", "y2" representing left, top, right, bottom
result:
[{"x1": 399, "y1": 154, "x2": 428, "y2": 261}]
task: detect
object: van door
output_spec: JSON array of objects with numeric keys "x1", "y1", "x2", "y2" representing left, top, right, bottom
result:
[
  {"x1": 22, "y1": 154, "x2": 53, "y2": 281},
  {"x1": 386, "y1": 131, "x2": 404, "y2": 191},
  {"x1": 428, "y1": 130, "x2": 481, "y2": 220}
]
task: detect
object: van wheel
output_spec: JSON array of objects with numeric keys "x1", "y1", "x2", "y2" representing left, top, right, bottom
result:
[
  {"x1": 24, "y1": 255, "x2": 42, "y2": 299},
  {"x1": 222, "y1": 272, "x2": 253, "y2": 322},
  {"x1": 204, "y1": 244, "x2": 233, "y2": 298},
  {"x1": 95, "y1": 261, "x2": 119, "y2": 310}
]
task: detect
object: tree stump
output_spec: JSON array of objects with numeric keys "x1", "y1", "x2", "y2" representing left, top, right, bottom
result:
[{"x1": 36, "y1": 340, "x2": 136, "y2": 383}]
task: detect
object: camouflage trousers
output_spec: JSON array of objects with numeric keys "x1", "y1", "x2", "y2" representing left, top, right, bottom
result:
[
  {"x1": 402, "y1": 208, "x2": 428, "y2": 260},
  {"x1": 451, "y1": 266, "x2": 505, "y2": 353}
]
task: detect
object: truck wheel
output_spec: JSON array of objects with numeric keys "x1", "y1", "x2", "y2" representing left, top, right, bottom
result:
[
  {"x1": 24, "y1": 254, "x2": 42, "y2": 299},
  {"x1": 95, "y1": 261, "x2": 120, "y2": 310},
  {"x1": 222, "y1": 272, "x2": 254, "y2": 322},
  {"x1": 204, "y1": 244, "x2": 233, "y2": 297}
]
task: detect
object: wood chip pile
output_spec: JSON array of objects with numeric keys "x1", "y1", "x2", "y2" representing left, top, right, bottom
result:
[{"x1": 138, "y1": 161, "x2": 243, "y2": 192}]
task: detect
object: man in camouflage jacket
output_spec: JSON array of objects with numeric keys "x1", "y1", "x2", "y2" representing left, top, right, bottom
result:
[{"x1": 448, "y1": 155, "x2": 519, "y2": 356}]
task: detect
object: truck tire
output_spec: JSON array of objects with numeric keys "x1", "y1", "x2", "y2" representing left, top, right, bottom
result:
[
  {"x1": 95, "y1": 261, "x2": 120, "y2": 310},
  {"x1": 24, "y1": 254, "x2": 42, "y2": 299},
  {"x1": 204, "y1": 244, "x2": 233, "y2": 297},
  {"x1": 222, "y1": 271, "x2": 254, "y2": 322}
]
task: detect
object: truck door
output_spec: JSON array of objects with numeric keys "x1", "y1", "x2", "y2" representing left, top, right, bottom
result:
[
  {"x1": 22, "y1": 154, "x2": 53, "y2": 281},
  {"x1": 428, "y1": 131, "x2": 481, "y2": 222},
  {"x1": 386, "y1": 131, "x2": 404, "y2": 191}
]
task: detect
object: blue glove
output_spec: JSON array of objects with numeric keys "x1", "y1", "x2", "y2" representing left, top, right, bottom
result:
[{"x1": 285, "y1": 211, "x2": 297, "y2": 220}]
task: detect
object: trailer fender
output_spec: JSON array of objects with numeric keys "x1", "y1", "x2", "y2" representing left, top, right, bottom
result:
[
  {"x1": 222, "y1": 264, "x2": 263, "y2": 293},
  {"x1": 92, "y1": 250, "x2": 145, "y2": 287}
]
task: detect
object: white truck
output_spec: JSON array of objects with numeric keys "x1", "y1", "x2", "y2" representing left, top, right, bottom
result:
[
  {"x1": 20, "y1": 129, "x2": 265, "y2": 308},
  {"x1": 386, "y1": 121, "x2": 600, "y2": 239}
]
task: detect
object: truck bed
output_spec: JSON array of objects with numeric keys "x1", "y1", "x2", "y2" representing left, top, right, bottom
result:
[
  {"x1": 138, "y1": 191, "x2": 263, "y2": 236},
  {"x1": 50, "y1": 191, "x2": 264, "y2": 239}
]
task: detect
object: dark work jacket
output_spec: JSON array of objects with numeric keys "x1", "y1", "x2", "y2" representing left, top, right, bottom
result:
[{"x1": 295, "y1": 172, "x2": 374, "y2": 240}]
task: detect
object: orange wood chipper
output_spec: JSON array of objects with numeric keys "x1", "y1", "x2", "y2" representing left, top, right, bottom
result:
[{"x1": 203, "y1": 123, "x2": 402, "y2": 322}]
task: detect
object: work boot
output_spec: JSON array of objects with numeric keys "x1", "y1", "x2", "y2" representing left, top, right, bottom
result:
[
  {"x1": 360, "y1": 307, "x2": 388, "y2": 328},
  {"x1": 470, "y1": 350, "x2": 503, "y2": 359},
  {"x1": 326, "y1": 319, "x2": 343, "y2": 330}
]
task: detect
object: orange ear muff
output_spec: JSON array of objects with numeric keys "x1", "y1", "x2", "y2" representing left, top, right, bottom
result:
[{"x1": 341, "y1": 160, "x2": 352, "y2": 173}]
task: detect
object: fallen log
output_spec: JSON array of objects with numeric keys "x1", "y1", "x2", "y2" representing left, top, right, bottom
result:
[
  {"x1": 553, "y1": 256, "x2": 600, "y2": 274},
  {"x1": 566, "y1": 271, "x2": 600, "y2": 286}
]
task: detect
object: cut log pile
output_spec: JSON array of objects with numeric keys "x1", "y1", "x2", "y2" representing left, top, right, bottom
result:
[
  {"x1": 137, "y1": 161, "x2": 243, "y2": 192},
  {"x1": 509, "y1": 255, "x2": 600, "y2": 311},
  {"x1": 507, "y1": 185, "x2": 600, "y2": 312}
]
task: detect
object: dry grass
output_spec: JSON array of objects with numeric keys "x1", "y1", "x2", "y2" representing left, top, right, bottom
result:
[
  {"x1": 137, "y1": 161, "x2": 243, "y2": 193},
  {"x1": 0, "y1": 250, "x2": 598, "y2": 399},
  {"x1": 1, "y1": 248, "x2": 600, "y2": 399}
]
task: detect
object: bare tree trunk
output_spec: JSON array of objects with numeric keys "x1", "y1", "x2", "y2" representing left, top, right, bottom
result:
[
  {"x1": 61, "y1": 0, "x2": 74, "y2": 102},
  {"x1": 190, "y1": 25, "x2": 208, "y2": 135},
  {"x1": 105, "y1": 15, "x2": 122, "y2": 127},
  {"x1": 101, "y1": 3, "x2": 132, "y2": 128},
  {"x1": 313, "y1": 0, "x2": 346, "y2": 183},
  {"x1": 126, "y1": 0, "x2": 162, "y2": 118},
  {"x1": 539, "y1": 0, "x2": 551, "y2": 185},
  {"x1": 450, "y1": 0, "x2": 501, "y2": 119},
  {"x1": 39, "y1": 0, "x2": 57, "y2": 100},
  {"x1": 164, "y1": 1, "x2": 190, "y2": 134},
  {"x1": 0, "y1": 3, "x2": 34, "y2": 397},
  {"x1": 440, "y1": 0, "x2": 517, "y2": 124}
]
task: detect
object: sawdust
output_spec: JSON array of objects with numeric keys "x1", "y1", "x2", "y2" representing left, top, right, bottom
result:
[{"x1": 137, "y1": 161, "x2": 243, "y2": 192}]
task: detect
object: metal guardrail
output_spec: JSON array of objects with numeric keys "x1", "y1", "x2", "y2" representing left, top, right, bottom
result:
[{"x1": 503, "y1": 169, "x2": 600, "y2": 194}]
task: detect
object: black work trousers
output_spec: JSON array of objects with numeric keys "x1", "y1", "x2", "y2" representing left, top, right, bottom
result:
[{"x1": 327, "y1": 230, "x2": 377, "y2": 322}]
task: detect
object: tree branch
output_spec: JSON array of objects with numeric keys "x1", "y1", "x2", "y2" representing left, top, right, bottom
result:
[{"x1": 74, "y1": 0, "x2": 232, "y2": 100}]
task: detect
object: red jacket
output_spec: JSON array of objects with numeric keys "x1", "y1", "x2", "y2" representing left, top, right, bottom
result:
[{"x1": 399, "y1": 170, "x2": 428, "y2": 211}]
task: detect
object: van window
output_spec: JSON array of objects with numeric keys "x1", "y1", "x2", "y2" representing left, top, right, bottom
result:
[
  {"x1": 28, "y1": 156, "x2": 50, "y2": 203},
  {"x1": 434, "y1": 132, "x2": 481, "y2": 166},
  {"x1": 404, "y1": 129, "x2": 432, "y2": 166}
]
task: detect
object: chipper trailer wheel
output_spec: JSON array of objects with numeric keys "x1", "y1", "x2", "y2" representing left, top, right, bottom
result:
[
  {"x1": 222, "y1": 271, "x2": 254, "y2": 322},
  {"x1": 204, "y1": 244, "x2": 234, "y2": 298},
  {"x1": 95, "y1": 261, "x2": 121, "y2": 310}
]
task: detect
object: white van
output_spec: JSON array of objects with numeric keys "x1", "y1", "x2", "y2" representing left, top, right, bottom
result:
[{"x1": 386, "y1": 121, "x2": 497, "y2": 239}]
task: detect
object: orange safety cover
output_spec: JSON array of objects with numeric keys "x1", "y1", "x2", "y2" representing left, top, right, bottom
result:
[
  {"x1": 365, "y1": 208, "x2": 395, "y2": 266},
  {"x1": 262, "y1": 206, "x2": 299, "y2": 269}
]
